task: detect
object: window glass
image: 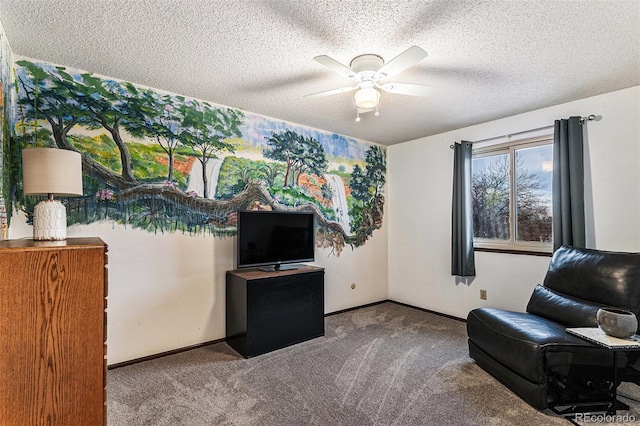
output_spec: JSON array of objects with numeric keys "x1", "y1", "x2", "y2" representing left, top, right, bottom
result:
[
  {"x1": 472, "y1": 153, "x2": 510, "y2": 240},
  {"x1": 515, "y1": 144, "x2": 553, "y2": 243},
  {"x1": 472, "y1": 137, "x2": 553, "y2": 252}
]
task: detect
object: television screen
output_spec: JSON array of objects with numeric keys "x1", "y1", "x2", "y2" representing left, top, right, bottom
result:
[{"x1": 236, "y1": 210, "x2": 315, "y2": 270}]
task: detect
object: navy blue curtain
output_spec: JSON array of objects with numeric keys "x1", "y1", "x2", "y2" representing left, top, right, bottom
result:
[
  {"x1": 552, "y1": 116, "x2": 585, "y2": 252},
  {"x1": 451, "y1": 141, "x2": 475, "y2": 276}
]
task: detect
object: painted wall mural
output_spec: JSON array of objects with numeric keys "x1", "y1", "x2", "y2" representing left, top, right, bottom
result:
[
  {"x1": 10, "y1": 59, "x2": 386, "y2": 254},
  {"x1": 0, "y1": 22, "x2": 12, "y2": 237}
]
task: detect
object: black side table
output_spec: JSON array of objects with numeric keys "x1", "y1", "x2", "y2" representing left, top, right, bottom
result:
[{"x1": 562, "y1": 327, "x2": 640, "y2": 418}]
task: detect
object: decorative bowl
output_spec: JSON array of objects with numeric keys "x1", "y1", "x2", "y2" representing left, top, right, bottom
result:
[{"x1": 596, "y1": 308, "x2": 638, "y2": 339}]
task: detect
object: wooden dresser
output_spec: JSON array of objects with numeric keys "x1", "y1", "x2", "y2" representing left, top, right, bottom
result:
[{"x1": 0, "y1": 238, "x2": 108, "y2": 426}]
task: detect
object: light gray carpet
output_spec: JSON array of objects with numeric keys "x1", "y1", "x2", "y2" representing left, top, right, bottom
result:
[{"x1": 107, "y1": 302, "x2": 640, "y2": 425}]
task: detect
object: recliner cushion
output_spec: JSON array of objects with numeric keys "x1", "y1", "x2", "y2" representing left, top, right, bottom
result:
[
  {"x1": 467, "y1": 308, "x2": 596, "y2": 383},
  {"x1": 468, "y1": 340, "x2": 549, "y2": 409},
  {"x1": 526, "y1": 284, "x2": 607, "y2": 327}
]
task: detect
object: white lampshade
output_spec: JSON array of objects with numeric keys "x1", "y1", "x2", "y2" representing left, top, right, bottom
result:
[
  {"x1": 22, "y1": 148, "x2": 83, "y2": 240},
  {"x1": 354, "y1": 87, "x2": 380, "y2": 109},
  {"x1": 23, "y1": 148, "x2": 83, "y2": 196}
]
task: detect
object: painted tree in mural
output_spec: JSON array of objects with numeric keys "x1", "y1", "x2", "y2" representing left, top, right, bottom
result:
[
  {"x1": 124, "y1": 89, "x2": 183, "y2": 183},
  {"x1": 365, "y1": 145, "x2": 386, "y2": 198},
  {"x1": 179, "y1": 100, "x2": 242, "y2": 198},
  {"x1": 256, "y1": 162, "x2": 284, "y2": 188},
  {"x1": 348, "y1": 145, "x2": 386, "y2": 246},
  {"x1": 292, "y1": 135, "x2": 328, "y2": 186},
  {"x1": 152, "y1": 97, "x2": 182, "y2": 183},
  {"x1": 350, "y1": 165, "x2": 368, "y2": 201},
  {"x1": 16, "y1": 62, "x2": 87, "y2": 150},
  {"x1": 230, "y1": 164, "x2": 259, "y2": 193},
  {"x1": 263, "y1": 130, "x2": 328, "y2": 187},
  {"x1": 78, "y1": 74, "x2": 141, "y2": 184},
  {"x1": 16, "y1": 61, "x2": 141, "y2": 189},
  {"x1": 262, "y1": 130, "x2": 297, "y2": 187}
]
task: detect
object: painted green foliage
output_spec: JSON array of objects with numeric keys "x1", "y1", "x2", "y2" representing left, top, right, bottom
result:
[
  {"x1": 10, "y1": 60, "x2": 386, "y2": 253},
  {"x1": 0, "y1": 26, "x2": 12, "y2": 231}
]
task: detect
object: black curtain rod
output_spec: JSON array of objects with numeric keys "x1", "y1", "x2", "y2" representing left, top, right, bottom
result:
[{"x1": 450, "y1": 114, "x2": 601, "y2": 149}]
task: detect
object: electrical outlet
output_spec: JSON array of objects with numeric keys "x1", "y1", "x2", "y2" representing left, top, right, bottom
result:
[
  {"x1": 480, "y1": 289, "x2": 487, "y2": 300},
  {"x1": 351, "y1": 283, "x2": 356, "y2": 289}
]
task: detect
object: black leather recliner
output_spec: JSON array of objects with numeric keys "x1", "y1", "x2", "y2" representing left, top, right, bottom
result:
[{"x1": 466, "y1": 245, "x2": 640, "y2": 409}]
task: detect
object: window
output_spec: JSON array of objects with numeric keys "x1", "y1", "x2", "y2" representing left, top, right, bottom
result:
[{"x1": 472, "y1": 137, "x2": 553, "y2": 253}]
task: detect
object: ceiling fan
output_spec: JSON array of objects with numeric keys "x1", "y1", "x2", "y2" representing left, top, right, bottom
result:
[{"x1": 304, "y1": 46, "x2": 432, "y2": 120}]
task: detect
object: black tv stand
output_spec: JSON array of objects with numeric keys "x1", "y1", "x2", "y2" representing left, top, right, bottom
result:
[{"x1": 225, "y1": 265, "x2": 324, "y2": 358}]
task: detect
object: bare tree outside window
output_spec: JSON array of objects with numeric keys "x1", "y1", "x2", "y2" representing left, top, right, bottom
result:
[
  {"x1": 515, "y1": 145, "x2": 552, "y2": 243},
  {"x1": 472, "y1": 154, "x2": 510, "y2": 240}
]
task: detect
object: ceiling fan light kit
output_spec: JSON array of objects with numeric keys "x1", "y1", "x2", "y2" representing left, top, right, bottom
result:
[
  {"x1": 306, "y1": 46, "x2": 430, "y2": 121},
  {"x1": 354, "y1": 86, "x2": 380, "y2": 109}
]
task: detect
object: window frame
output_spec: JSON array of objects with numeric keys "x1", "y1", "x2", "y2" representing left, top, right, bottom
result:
[{"x1": 472, "y1": 135, "x2": 553, "y2": 255}]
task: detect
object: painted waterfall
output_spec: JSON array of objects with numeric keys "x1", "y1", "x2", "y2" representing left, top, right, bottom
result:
[
  {"x1": 325, "y1": 174, "x2": 351, "y2": 235},
  {"x1": 9, "y1": 59, "x2": 386, "y2": 253},
  {"x1": 187, "y1": 158, "x2": 224, "y2": 199}
]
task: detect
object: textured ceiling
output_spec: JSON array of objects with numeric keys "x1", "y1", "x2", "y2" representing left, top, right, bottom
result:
[{"x1": 0, "y1": 0, "x2": 639, "y2": 146}]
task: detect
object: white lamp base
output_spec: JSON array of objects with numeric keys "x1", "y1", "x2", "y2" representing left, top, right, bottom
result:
[{"x1": 33, "y1": 199, "x2": 67, "y2": 241}]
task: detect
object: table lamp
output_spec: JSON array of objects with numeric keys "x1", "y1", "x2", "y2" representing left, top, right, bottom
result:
[{"x1": 22, "y1": 147, "x2": 83, "y2": 240}]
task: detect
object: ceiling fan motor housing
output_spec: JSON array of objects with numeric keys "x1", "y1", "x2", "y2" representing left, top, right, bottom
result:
[{"x1": 350, "y1": 54, "x2": 384, "y2": 75}]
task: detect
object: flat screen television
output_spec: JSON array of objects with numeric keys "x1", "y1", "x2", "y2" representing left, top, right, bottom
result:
[{"x1": 236, "y1": 210, "x2": 315, "y2": 270}]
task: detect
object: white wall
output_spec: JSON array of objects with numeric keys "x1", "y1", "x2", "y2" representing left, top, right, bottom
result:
[
  {"x1": 10, "y1": 207, "x2": 388, "y2": 365},
  {"x1": 387, "y1": 86, "x2": 640, "y2": 319}
]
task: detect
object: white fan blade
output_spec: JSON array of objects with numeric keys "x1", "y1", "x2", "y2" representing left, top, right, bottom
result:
[
  {"x1": 314, "y1": 55, "x2": 356, "y2": 80},
  {"x1": 304, "y1": 86, "x2": 357, "y2": 99},
  {"x1": 377, "y1": 46, "x2": 427, "y2": 78},
  {"x1": 378, "y1": 82, "x2": 433, "y2": 97}
]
